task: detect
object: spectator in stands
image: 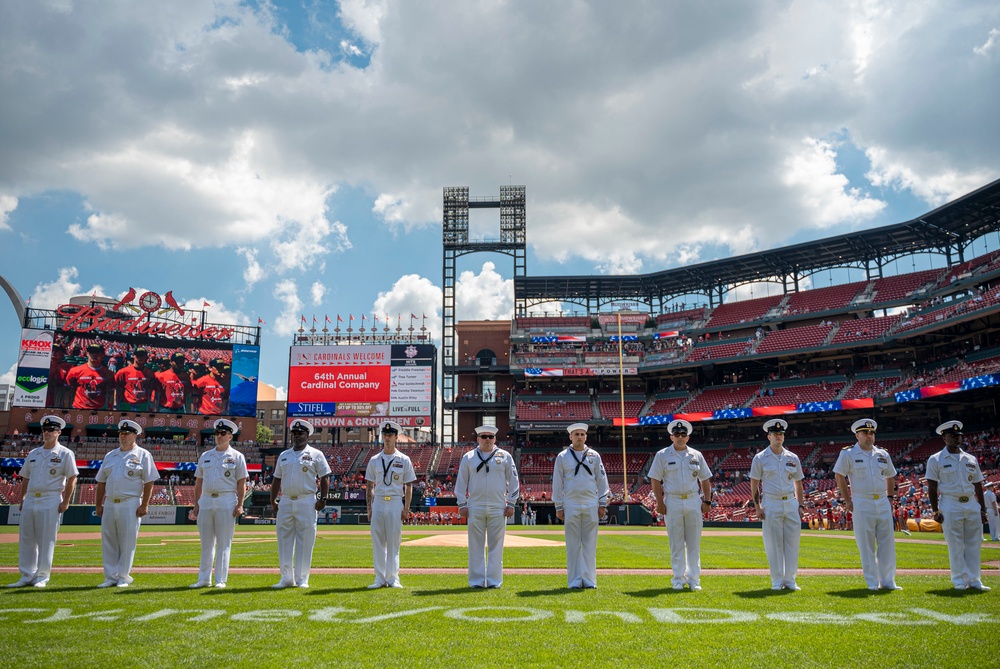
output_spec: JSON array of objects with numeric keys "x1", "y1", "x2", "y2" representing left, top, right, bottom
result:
[
  {"x1": 750, "y1": 419, "x2": 805, "y2": 591},
  {"x1": 190, "y1": 419, "x2": 248, "y2": 589},
  {"x1": 364, "y1": 421, "x2": 415, "y2": 588},
  {"x1": 94, "y1": 420, "x2": 158, "y2": 588},
  {"x1": 648, "y1": 419, "x2": 714, "y2": 591},
  {"x1": 455, "y1": 425, "x2": 519, "y2": 589},
  {"x1": 270, "y1": 419, "x2": 331, "y2": 589},
  {"x1": 926, "y1": 421, "x2": 990, "y2": 591},
  {"x1": 833, "y1": 419, "x2": 902, "y2": 591},
  {"x1": 7, "y1": 415, "x2": 78, "y2": 588},
  {"x1": 552, "y1": 423, "x2": 610, "y2": 589}
]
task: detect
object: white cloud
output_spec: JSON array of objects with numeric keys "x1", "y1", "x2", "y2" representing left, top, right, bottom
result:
[
  {"x1": 273, "y1": 385, "x2": 287, "y2": 400},
  {"x1": 865, "y1": 146, "x2": 997, "y2": 207},
  {"x1": 0, "y1": 194, "x2": 17, "y2": 231},
  {"x1": 783, "y1": 137, "x2": 886, "y2": 226},
  {"x1": 29, "y1": 267, "x2": 103, "y2": 309},
  {"x1": 237, "y1": 247, "x2": 265, "y2": 289},
  {"x1": 372, "y1": 273, "x2": 442, "y2": 339},
  {"x1": 310, "y1": 281, "x2": 326, "y2": 306},
  {"x1": 178, "y1": 297, "x2": 248, "y2": 327},
  {"x1": 974, "y1": 27, "x2": 999, "y2": 57},
  {"x1": 455, "y1": 261, "x2": 514, "y2": 321},
  {"x1": 338, "y1": 0, "x2": 387, "y2": 45},
  {"x1": 273, "y1": 279, "x2": 304, "y2": 336},
  {"x1": 0, "y1": 362, "x2": 16, "y2": 386}
]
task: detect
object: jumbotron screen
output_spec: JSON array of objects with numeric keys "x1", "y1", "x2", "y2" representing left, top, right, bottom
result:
[
  {"x1": 12, "y1": 327, "x2": 261, "y2": 418},
  {"x1": 287, "y1": 344, "x2": 435, "y2": 428}
]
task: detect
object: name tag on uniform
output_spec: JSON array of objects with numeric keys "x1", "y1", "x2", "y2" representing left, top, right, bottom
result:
[
  {"x1": 393, "y1": 462, "x2": 403, "y2": 468},
  {"x1": 854, "y1": 459, "x2": 863, "y2": 463},
  {"x1": 942, "y1": 464, "x2": 952, "y2": 468}
]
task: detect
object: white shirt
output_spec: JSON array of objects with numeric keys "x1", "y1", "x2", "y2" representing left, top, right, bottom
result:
[
  {"x1": 648, "y1": 445, "x2": 712, "y2": 495},
  {"x1": 455, "y1": 447, "x2": 519, "y2": 510},
  {"x1": 985, "y1": 490, "x2": 998, "y2": 516},
  {"x1": 749, "y1": 447, "x2": 803, "y2": 497},
  {"x1": 274, "y1": 445, "x2": 333, "y2": 497},
  {"x1": 832, "y1": 443, "x2": 896, "y2": 497},
  {"x1": 925, "y1": 448, "x2": 984, "y2": 497},
  {"x1": 95, "y1": 445, "x2": 159, "y2": 499},
  {"x1": 20, "y1": 443, "x2": 79, "y2": 493},
  {"x1": 364, "y1": 450, "x2": 416, "y2": 498},
  {"x1": 195, "y1": 447, "x2": 248, "y2": 495},
  {"x1": 552, "y1": 446, "x2": 610, "y2": 510}
]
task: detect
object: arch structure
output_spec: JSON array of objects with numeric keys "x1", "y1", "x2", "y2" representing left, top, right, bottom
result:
[{"x1": 0, "y1": 273, "x2": 27, "y2": 325}]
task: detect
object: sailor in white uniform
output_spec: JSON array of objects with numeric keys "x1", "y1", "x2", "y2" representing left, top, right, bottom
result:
[
  {"x1": 749, "y1": 419, "x2": 805, "y2": 590},
  {"x1": 364, "y1": 421, "x2": 416, "y2": 588},
  {"x1": 190, "y1": 418, "x2": 248, "y2": 589},
  {"x1": 456, "y1": 425, "x2": 519, "y2": 588},
  {"x1": 833, "y1": 418, "x2": 901, "y2": 591},
  {"x1": 552, "y1": 423, "x2": 609, "y2": 589},
  {"x1": 7, "y1": 415, "x2": 78, "y2": 588},
  {"x1": 984, "y1": 482, "x2": 999, "y2": 542},
  {"x1": 95, "y1": 419, "x2": 158, "y2": 587},
  {"x1": 271, "y1": 419, "x2": 331, "y2": 589},
  {"x1": 648, "y1": 419, "x2": 713, "y2": 590},
  {"x1": 926, "y1": 420, "x2": 990, "y2": 591}
]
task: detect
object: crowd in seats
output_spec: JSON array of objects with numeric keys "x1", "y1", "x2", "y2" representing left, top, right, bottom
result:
[
  {"x1": 755, "y1": 323, "x2": 834, "y2": 354},
  {"x1": 515, "y1": 400, "x2": 593, "y2": 421},
  {"x1": 655, "y1": 307, "x2": 707, "y2": 328},
  {"x1": 705, "y1": 294, "x2": 784, "y2": 328},
  {"x1": 319, "y1": 444, "x2": 364, "y2": 475},
  {"x1": 896, "y1": 284, "x2": 1000, "y2": 333},
  {"x1": 521, "y1": 382, "x2": 589, "y2": 395},
  {"x1": 942, "y1": 250, "x2": 1000, "y2": 284},
  {"x1": 173, "y1": 485, "x2": 197, "y2": 505},
  {"x1": 598, "y1": 400, "x2": 644, "y2": 419},
  {"x1": 830, "y1": 314, "x2": 902, "y2": 344},
  {"x1": 599, "y1": 452, "x2": 650, "y2": 476},
  {"x1": 681, "y1": 384, "x2": 760, "y2": 413},
  {"x1": 404, "y1": 445, "x2": 437, "y2": 476},
  {"x1": 0, "y1": 481, "x2": 21, "y2": 504},
  {"x1": 686, "y1": 340, "x2": 755, "y2": 362},
  {"x1": 647, "y1": 397, "x2": 687, "y2": 416},
  {"x1": 871, "y1": 268, "x2": 942, "y2": 303},
  {"x1": 748, "y1": 382, "x2": 843, "y2": 407},
  {"x1": 903, "y1": 354, "x2": 1000, "y2": 390},
  {"x1": 518, "y1": 450, "x2": 558, "y2": 476},
  {"x1": 519, "y1": 481, "x2": 552, "y2": 502},
  {"x1": 783, "y1": 281, "x2": 866, "y2": 315},
  {"x1": 434, "y1": 444, "x2": 472, "y2": 477},
  {"x1": 844, "y1": 376, "x2": 901, "y2": 399}
]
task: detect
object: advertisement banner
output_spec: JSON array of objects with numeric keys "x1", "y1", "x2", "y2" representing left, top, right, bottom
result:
[
  {"x1": 12, "y1": 329, "x2": 55, "y2": 408},
  {"x1": 300, "y1": 415, "x2": 430, "y2": 428},
  {"x1": 143, "y1": 506, "x2": 179, "y2": 525}
]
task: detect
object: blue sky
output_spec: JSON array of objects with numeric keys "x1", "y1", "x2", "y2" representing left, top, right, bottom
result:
[{"x1": 2, "y1": 0, "x2": 999, "y2": 396}]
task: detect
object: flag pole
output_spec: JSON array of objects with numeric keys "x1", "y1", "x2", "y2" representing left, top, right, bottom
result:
[{"x1": 617, "y1": 311, "x2": 629, "y2": 525}]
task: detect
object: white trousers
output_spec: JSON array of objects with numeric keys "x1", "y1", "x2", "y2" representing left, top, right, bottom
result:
[
  {"x1": 101, "y1": 497, "x2": 142, "y2": 583},
  {"x1": 987, "y1": 508, "x2": 999, "y2": 541},
  {"x1": 197, "y1": 493, "x2": 238, "y2": 584},
  {"x1": 468, "y1": 506, "x2": 507, "y2": 587},
  {"x1": 665, "y1": 496, "x2": 703, "y2": 587},
  {"x1": 276, "y1": 496, "x2": 318, "y2": 585},
  {"x1": 940, "y1": 497, "x2": 984, "y2": 587},
  {"x1": 761, "y1": 497, "x2": 801, "y2": 588},
  {"x1": 370, "y1": 499, "x2": 403, "y2": 585},
  {"x1": 852, "y1": 497, "x2": 896, "y2": 588},
  {"x1": 17, "y1": 492, "x2": 63, "y2": 584},
  {"x1": 563, "y1": 504, "x2": 599, "y2": 588}
]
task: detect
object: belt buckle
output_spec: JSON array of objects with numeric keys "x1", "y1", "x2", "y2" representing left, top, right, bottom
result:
[
  {"x1": 680, "y1": 494, "x2": 687, "y2": 500},
  {"x1": 289, "y1": 495, "x2": 298, "y2": 500},
  {"x1": 959, "y1": 496, "x2": 970, "y2": 503},
  {"x1": 34, "y1": 492, "x2": 41, "y2": 497},
  {"x1": 211, "y1": 493, "x2": 219, "y2": 498},
  {"x1": 113, "y1": 498, "x2": 121, "y2": 504},
  {"x1": 781, "y1": 495, "x2": 788, "y2": 500},
  {"x1": 383, "y1": 496, "x2": 391, "y2": 501},
  {"x1": 872, "y1": 494, "x2": 881, "y2": 500}
]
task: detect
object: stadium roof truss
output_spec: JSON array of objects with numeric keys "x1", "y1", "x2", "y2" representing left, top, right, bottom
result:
[{"x1": 516, "y1": 178, "x2": 1000, "y2": 311}]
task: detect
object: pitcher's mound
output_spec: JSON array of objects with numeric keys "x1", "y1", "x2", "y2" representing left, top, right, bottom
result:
[{"x1": 405, "y1": 534, "x2": 564, "y2": 547}]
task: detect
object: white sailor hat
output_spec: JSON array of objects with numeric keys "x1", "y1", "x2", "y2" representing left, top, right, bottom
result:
[
  {"x1": 567, "y1": 422, "x2": 589, "y2": 434},
  {"x1": 985, "y1": 481, "x2": 996, "y2": 489},
  {"x1": 213, "y1": 418, "x2": 239, "y2": 434},
  {"x1": 851, "y1": 418, "x2": 878, "y2": 433},
  {"x1": 289, "y1": 419, "x2": 314, "y2": 436},
  {"x1": 40, "y1": 415, "x2": 66, "y2": 431},
  {"x1": 380, "y1": 420, "x2": 402, "y2": 434},
  {"x1": 763, "y1": 418, "x2": 788, "y2": 433},
  {"x1": 668, "y1": 419, "x2": 693, "y2": 435},
  {"x1": 117, "y1": 419, "x2": 143, "y2": 436},
  {"x1": 475, "y1": 425, "x2": 499, "y2": 436},
  {"x1": 935, "y1": 420, "x2": 963, "y2": 436}
]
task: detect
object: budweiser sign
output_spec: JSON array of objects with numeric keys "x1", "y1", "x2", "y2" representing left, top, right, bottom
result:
[{"x1": 56, "y1": 303, "x2": 234, "y2": 341}]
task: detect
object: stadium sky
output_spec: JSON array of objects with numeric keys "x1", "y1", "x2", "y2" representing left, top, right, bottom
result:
[{"x1": 1, "y1": 0, "x2": 999, "y2": 397}]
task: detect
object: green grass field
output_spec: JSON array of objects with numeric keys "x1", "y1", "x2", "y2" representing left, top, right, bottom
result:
[{"x1": 1, "y1": 526, "x2": 997, "y2": 669}]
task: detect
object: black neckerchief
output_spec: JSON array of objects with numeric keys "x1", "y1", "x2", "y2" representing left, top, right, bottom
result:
[
  {"x1": 475, "y1": 449, "x2": 496, "y2": 473},
  {"x1": 569, "y1": 448, "x2": 592, "y2": 476}
]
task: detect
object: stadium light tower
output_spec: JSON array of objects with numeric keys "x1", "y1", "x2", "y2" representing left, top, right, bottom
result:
[{"x1": 442, "y1": 186, "x2": 526, "y2": 443}]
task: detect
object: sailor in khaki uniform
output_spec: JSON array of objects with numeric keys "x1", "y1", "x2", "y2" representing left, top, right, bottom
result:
[
  {"x1": 7, "y1": 415, "x2": 78, "y2": 588},
  {"x1": 750, "y1": 419, "x2": 805, "y2": 590},
  {"x1": 648, "y1": 419, "x2": 713, "y2": 590},
  {"x1": 364, "y1": 421, "x2": 416, "y2": 588},
  {"x1": 926, "y1": 420, "x2": 990, "y2": 591},
  {"x1": 95, "y1": 420, "x2": 159, "y2": 587},
  {"x1": 270, "y1": 419, "x2": 331, "y2": 589},
  {"x1": 833, "y1": 418, "x2": 901, "y2": 591},
  {"x1": 552, "y1": 423, "x2": 609, "y2": 589},
  {"x1": 456, "y1": 425, "x2": 519, "y2": 588},
  {"x1": 190, "y1": 419, "x2": 248, "y2": 588}
]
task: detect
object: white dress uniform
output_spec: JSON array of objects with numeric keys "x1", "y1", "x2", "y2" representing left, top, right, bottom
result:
[
  {"x1": 985, "y1": 489, "x2": 999, "y2": 541},
  {"x1": 833, "y1": 443, "x2": 899, "y2": 589},
  {"x1": 455, "y1": 447, "x2": 519, "y2": 587},
  {"x1": 194, "y1": 446, "x2": 248, "y2": 585},
  {"x1": 552, "y1": 446, "x2": 610, "y2": 588},
  {"x1": 749, "y1": 447, "x2": 804, "y2": 589},
  {"x1": 364, "y1": 450, "x2": 416, "y2": 587},
  {"x1": 926, "y1": 448, "x2": 987, "y2": 588},
  {"x1": 95, "y1": 445, "x2": 158, "y2": 585},
  {"x1": 14, "y1": 443, "x2": 78, "y2": 586},
  {"x1": 273, "y1": 445, "x2": 332, "y2": 587},
  {"x1": 648, "y1": 445, "x2": 713, "y2": 588}
]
